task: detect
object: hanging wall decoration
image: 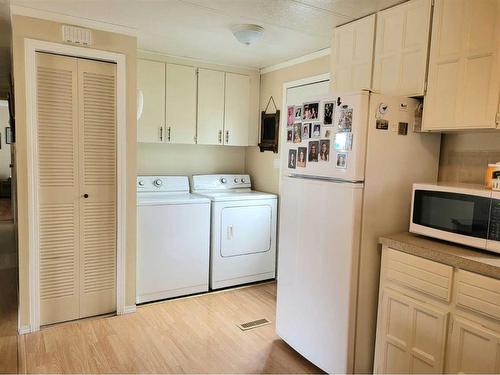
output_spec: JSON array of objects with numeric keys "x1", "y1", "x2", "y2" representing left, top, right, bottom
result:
[{"x1": 259, "y1": 96, "x2": 280, "y2": 153}]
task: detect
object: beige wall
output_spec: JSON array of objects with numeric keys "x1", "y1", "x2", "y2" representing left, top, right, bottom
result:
[
  {"x1": 0, "y1": 103, "x2": 10, "y2": 179},
  {"x1": 245, "y1": 56, "x2": 330, "y2": 194},
  {"x1": 12, "y1": 15, "x2": 137, "y2": 329},
  {"x1": 439, "y1": 132, "x2": 500, "y2": 184},
  {"x1": 137, "y1": 143, "x2": 245, "y2": 175}
]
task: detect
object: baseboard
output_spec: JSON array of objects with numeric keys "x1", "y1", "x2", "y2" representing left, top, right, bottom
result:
[
  {"x1": 18, "y1": 325, "x2": 32, "y2": 335},
  {"x1": 122, "y1": 305, "x2": 136, "y2": 314}
]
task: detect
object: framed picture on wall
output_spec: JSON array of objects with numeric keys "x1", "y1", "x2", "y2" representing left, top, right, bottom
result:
[{"x1": 5, "y1": 127, "x2": 12, "y2": 144}]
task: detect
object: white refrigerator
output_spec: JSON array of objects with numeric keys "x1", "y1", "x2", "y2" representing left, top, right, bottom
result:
[{"x1": 276, "y1": 90, "x2": 441, "y2": 373}]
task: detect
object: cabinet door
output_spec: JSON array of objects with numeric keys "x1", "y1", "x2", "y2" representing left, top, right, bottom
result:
[
  {"x1": 165, "y1": 63, "x2": 197, "y2": 144},
  {"x1": 224, "y1": 73, "x2": 250, "y2": 146},
  {"x1": 423, "y1": 0, "x2": 500, "y2": 130},
  {"x1": 197, "y1": 69, "x2": 225, "y2": 145},
  {"x1": 447, "y1": 316, "x2": 500, "y2": 374},
  {"x1": 374, "y1": 289, "x2": 448, "y2": 374},
  {"x1": 331, "y1": 15, "x2": 376, "y2": 92},
  {"x1": 137, "y1": 59, "x2": 165, "y2": 143},
  {"x1": 372, "y1": 0, "x2": 432, "y2": 96}
]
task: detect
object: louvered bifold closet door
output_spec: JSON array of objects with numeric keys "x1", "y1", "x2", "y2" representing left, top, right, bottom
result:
[
  {"x1": 77, "y1": 58, "x2": 117, "y2": 318},
  {"x1": 36, "y1": 53, "x2": 80, "y2": 325}
]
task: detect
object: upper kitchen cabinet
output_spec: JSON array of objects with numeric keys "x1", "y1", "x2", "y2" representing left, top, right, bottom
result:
[
  {"x1": 166, "y1": 64, "x2": 197, "y2": 144},
  {"x1": 372, "y1": 0, "x2": 433, "y2": 96},
  {"x1": 137, "y1": 59, "x2": 165, "y2": 143},
  {"x1": 224, "y1": 73, "x2": 250, "y2": 146},
  {"x1": 423, "y1": 0, "x2": 500, "y2": 131},
  {"x1": 197, "y1": 69, "x2": 225, "y2": 145},
  {"x1": 331, "y1": 15, "x2": 376, "y2": 92}
]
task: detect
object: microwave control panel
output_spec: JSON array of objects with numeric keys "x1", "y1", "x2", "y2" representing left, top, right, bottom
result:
[{"x1": 489, "y1": 199, "x2": 500, "y2": 241}]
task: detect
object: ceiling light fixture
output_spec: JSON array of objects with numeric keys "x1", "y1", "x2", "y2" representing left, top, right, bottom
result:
[{"x1": 232, "y1": 24, "x2": 264, "y2": 46}]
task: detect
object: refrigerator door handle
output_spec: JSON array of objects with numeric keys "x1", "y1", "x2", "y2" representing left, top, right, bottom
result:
[{"x1": 287, "y1": 174, "x2": 364, "y2": 184}]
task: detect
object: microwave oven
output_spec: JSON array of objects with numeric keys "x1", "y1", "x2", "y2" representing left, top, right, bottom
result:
[{"x1": 410, "y1": 183, "x2": 500, "y2": 253}]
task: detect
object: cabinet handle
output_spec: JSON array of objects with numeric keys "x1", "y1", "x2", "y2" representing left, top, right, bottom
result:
[
  {"x1": 167, "y1": 126, "x2": 171, "y2": 142},
  {"x1": 227, "y1": 225, "x2": 233, "y2": 240},
  {"x1": 159, "y1": 126, "x2": 163, "y2": 142},
  {"x1": 218, "y1": 130, "x2": 222, "y2": 144},
  {"x1": 225, "y1": 130, "x2": 229, "y2": 144}
]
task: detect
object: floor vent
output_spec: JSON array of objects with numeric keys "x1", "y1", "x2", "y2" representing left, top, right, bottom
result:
[{"x1": 237, "y1": 318, "x2": 271, "y2": 331}]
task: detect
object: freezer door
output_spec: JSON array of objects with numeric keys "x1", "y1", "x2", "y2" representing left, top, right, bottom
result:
[
  {"x1": 283, "y1": 91, "x2": 370, "y2": 182},
  {"x1": 276, "y1": 176, "x2": 363, "y2": 374}
]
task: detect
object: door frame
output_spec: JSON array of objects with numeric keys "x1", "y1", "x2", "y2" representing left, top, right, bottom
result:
[{"x1": 24, "y1": 38, "x2": 128, "y2": 332}]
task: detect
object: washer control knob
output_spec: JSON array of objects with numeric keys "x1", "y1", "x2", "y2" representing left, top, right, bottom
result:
[
  {"x1": 220, "y1": 178, "x2": 227, "y2": 184},
  {"x1": 234, "y1": 178, "x2": 239, "y2": 183},
  {"x1": 138, "y1": 180, "x2": 145, "y2": 186},
  {"x1": 154, "y1": 179, "x2": 163, "y2": 187},
  {"x1": 241, "y1": 178, "x2": 246, "y2": 183}
]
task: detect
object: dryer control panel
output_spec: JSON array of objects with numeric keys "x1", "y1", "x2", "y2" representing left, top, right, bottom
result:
[{"x1": 192, "y1": 174, "x2": 252, "y2": 191}]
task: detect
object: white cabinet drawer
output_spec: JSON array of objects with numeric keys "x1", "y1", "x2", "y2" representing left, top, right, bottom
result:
[
  {"x1": 455, "y1": 270, "x2": 500, "y2": 321},
  {"x1": 384, "y1": 248, "x2": 453, "y2": 302}
]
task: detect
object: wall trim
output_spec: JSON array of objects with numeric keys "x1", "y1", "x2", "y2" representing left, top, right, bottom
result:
[
  {"x1": 260, "y1": 48, "x2": 331, "y2": 75},
  {"x1": 11, "y1": 5, "x2": 137, "y2": 37},
  {"x1": 24, "y1": 38, "x2": 128, "y2": 332},
  {"x1": 18, "y1": 325, "x2": 31, "y2": 335},
  {"x1": 123, "y1": 305, "x2": 137, "y2": 314}
]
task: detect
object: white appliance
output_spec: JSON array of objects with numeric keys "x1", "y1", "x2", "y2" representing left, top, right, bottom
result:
[
  {"x1": 410, "y1": 183, "x2": 500, "y2": 253},
  {"x1": 276, "y1": 89, "x2": 441, "y2": 373},
  {"x1": 191, "y1": 174, "x2": 277, "y2": 289},
  {"x1": 136, "y1": 175, "x2": 210, "y2": 303}
]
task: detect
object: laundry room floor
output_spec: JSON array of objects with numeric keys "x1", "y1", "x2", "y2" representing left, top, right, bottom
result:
[{"x1": 18, "y1": 282, "x2": 323, "y2": 374}]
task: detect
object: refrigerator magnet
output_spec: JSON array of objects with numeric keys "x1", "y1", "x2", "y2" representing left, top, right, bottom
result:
[
  {"x1": 297, "y1": 147, "x2": 307, "y2": 167},
  {"x1": 308, "y1": 141, "x2": 319, "y2": 162},
  {"x1": 303, "y1": 102, "x2": 319, "y2": 120},
  {"x1": 287, "y1": 106, "x2": 295, "y2": 126},
  {"x1": 302, "y1": 123, "x2": 311, "y2": 140},
  {"x1": 293, "y1": 123, "x2": 302, "y2": 143},
  {"x1": 312, "y1": 123, "x2": 321, "y2": 138},
  {"x1": 319, "y1": 139, "x2": 330, "y2": 162},
  {"x1": 337, "y1": 105, "x2": 353, "y2": 132},
  {"x1": 376, "y1": 119, "x2": 389, "y2": 130},
  {"x1": 287, "y1": 129, "x2": 293, "y2": 143},
  {"x1": 334, "y1": 132, "x2": 353, "y2": 151},
  {"x1": 294, "y1": 106, "x2": 302, "y2": 121},
  {"x1": 323, "y1": 101, "x2": 335, "y2": 126},
  {"x1": 335, "y1": 152, "x2": 347, "y2": 169},
  {"x1": 288, "y1": 149, "x2": 297, "y2": 169}
]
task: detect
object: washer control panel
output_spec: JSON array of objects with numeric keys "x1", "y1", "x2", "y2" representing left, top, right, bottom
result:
[
  {"x1": 137, "y1": 176, "x2": 189, "y2": 193},
  {"x1": 192, "y1": 174, "x2": 251, "y2": 191}
]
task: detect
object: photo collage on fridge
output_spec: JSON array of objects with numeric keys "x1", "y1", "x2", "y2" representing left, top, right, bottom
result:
[{"x1": 286, "y1": 99, "x2": 353, "y2": 170}]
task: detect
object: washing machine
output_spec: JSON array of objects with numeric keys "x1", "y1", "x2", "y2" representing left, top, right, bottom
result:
[
  {"x1": 192, "y1": 174, "x2": 277, "y2": 289},
  {"x1": 137, "y1": 175, "x2": 210, "y2": 303}
]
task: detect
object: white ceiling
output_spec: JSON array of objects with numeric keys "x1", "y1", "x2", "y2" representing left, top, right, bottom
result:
[{"x1": 11, "y1": 0, "x2": 405, "y2": 69}]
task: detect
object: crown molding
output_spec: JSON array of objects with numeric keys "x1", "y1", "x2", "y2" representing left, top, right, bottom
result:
[
  {"x1": 260, "y1": 48, "x2": 331, "y2": 75},
  {"x1": 10, "y1": 5, "x2": 137, "y2": 37}
]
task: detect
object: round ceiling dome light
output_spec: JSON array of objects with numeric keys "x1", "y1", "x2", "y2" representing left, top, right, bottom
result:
[{"x1": 232, "y1": 24, "x2": 264, "y2": 46}]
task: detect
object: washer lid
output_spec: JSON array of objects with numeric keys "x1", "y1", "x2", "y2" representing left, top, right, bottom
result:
[
  {"x1": 196, "y1": 190, "x2": 277, "y2": 202},
  {"x1": 137, "y1": 192, "x2": 210, "y2": 206}
]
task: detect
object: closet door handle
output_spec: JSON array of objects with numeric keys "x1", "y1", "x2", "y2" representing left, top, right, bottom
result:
[
  {"x1": 218, "y1": 130, "x2": 222, "y2": 144},
  {"x1": 159, "y1": 126, "x2": 163, "y2": 142},
  {"x1": 225, "y1": 130, "x2": 229, "y2": 144},
  {"x1": 167, "y1": 126, "x2": 171, "y2": 142}
]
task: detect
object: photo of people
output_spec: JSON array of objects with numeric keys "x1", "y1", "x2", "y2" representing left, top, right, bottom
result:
[
  {"x1": 323, "y1": 128, "x2": 331, "y2": 138},
  {"x1": 323, "y1": 102, "x2": 334, "y2": 125},
  {"x1": 288, "y1": 149, "x2": 297, "y2": 169},
  {"x1": 287, "y1": 129, "x2": 293, "y2": 143},
  {"x1": 336, "y1": 152, "x2": 347, "y2": 169},
  {"x1": 287, "y1": 106, "x2": 295, "y2": 126},
  {"x1": 312, "y1": 123, "x2": 321, "y2": 138},
  {"x1": 294, "y1": 106, "x2": 302, "y2": 121},
  {"x1": 338, "y1": 105, "x2": 353, "y2": 132},
  {"x1": 293, "y1": 123, "x2": 302, "y2": 143},
  {"x1": 297, "y1": 147, "x2": 307, "y2": 168},
  {"x1": 308, "y1": 141, "x2": 319, "y2": 162},
  {"x1": 302, "y1": 123, "x2": 311, "y2": 140},
  {"x1": 319, "y1": 140, "x2": 330, "y2": 162},
  {"x1": 303, "y1": 102, "x2": 319, "y2": 120}
]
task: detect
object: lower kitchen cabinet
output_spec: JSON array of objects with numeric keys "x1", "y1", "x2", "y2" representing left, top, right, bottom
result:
[
  {"x1": 374, "y1": 288, "x2": 448, "y2": 374},
  {"x1": 447, "y1": 316, "x2": 500, "y2": 374},
  {"x1": 374, "y1": 246, "x2": 500, "y2": 374}
]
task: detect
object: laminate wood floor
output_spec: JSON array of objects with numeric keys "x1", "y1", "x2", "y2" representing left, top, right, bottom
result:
[{"x1": 19, "y1": 282, "x2": 324, "y2": 374}]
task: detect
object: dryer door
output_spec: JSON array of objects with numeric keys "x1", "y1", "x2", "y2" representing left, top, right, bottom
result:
[{"x1": 220, "y1": 204, "x2": 272, "y2": 257}]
